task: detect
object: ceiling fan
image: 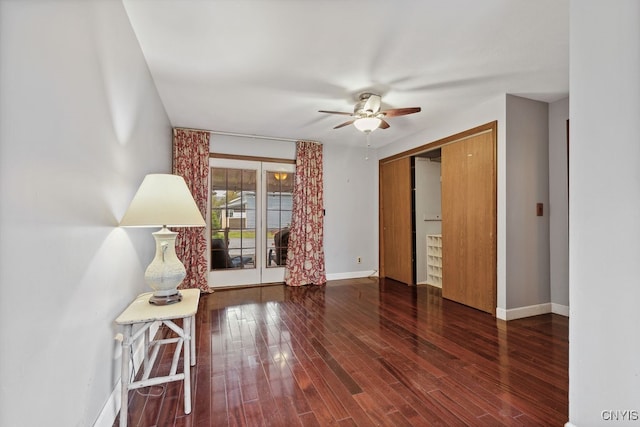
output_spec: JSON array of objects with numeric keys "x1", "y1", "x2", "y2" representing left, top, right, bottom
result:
[{"x1": 319, "y1": 92, "x2": 421, "y2": 133}]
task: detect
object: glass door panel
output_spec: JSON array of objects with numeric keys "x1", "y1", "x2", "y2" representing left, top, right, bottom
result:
[
  {"x1": 262, "y1": 165, "x2": 295, "y2": 283},
  {"x1": 210, "y1": 159, "x2": 261, "y2": 287},
  {"x1": 209, "y1": 159, "x2": 295, "y2": 287}
]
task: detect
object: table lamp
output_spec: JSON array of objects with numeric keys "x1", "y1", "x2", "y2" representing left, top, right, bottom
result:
[{"x1": 120, "y1": 174, "x2": 206, "y2": 305}]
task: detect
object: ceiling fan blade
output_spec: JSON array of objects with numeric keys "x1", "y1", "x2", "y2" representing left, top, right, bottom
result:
[
  {"x1": 363, "y1": 94, "x2": 381, "y2": 113},
  {"x1": 380, "y1": 107, "x2": 421, "y2": 117},
  {"x1": 379, "y1": 119, "x2": 390, "y2": 129},
  {"x1": 319, "y1": 110, "x2": 353, "y2": 116},
  {"x1": 333, "y1": 120, "x2": 355, "y2": 129}
]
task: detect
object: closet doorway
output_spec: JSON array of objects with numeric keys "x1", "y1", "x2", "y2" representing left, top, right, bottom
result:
[
  {"x1": 379, "y1": 122, "x2": 497, "y2": 314},
  {"x1": 414, "y1": 150, "x2": 443, "y2": 288}
]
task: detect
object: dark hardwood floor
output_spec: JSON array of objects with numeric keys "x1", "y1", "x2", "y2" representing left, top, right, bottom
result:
[{"x1": 115, "y1": 278, "x2": 568, "y2": 426}]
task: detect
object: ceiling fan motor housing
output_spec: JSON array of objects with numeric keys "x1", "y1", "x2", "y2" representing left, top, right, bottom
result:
[{"x1": 354, "y1": 93, "x2": 381, "y2": 116}]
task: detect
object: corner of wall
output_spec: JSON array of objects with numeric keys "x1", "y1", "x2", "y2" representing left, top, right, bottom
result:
[
  {"x1": 548, "y1": 97, "x2": 570, "y2": 310},
  {"x1": 504, "y1": 95, "x2": 551, "y2": 310}
]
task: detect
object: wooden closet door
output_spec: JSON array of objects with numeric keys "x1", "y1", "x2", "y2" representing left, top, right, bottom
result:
[
  {"x1": 380, "y1": 157, "x2": 414, "y2": 284},
  {"x1": 441, "y1": 131, "x2": 496, "y2": 314}
]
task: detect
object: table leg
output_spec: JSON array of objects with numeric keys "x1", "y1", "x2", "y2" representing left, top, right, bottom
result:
[
  {"x1": 144, "y1": 326, "x2": 150, "y2": 367},
  {"x1": 190, "y1": 314, "x2": 196, "y2": 366},
  {"x1": 183, "y1": 316, "x2": 192, "y2": 414},
  {"x1": 120, "y1": 324, "x2": 132, "y2": 427}
]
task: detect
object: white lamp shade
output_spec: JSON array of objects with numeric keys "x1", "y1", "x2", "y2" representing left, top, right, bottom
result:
[
  {"x1": 353, "y1": 117, "x2": 382, "y2": 133},
  {"x1": 120, "y1": 174, "x2": 206, "y2": 227}
]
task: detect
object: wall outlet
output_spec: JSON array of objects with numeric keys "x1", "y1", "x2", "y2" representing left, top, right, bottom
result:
[{"x1": 357, "y1": 257, "x2": 362, "y2": 264}]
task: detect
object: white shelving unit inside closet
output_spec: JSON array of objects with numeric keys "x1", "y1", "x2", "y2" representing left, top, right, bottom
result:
[{"x1": 426, "y1": 234, "x2": 442, "y2": 288}]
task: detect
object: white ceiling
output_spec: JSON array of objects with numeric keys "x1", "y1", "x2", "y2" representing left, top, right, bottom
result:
[{"x1": 123, "y1": 0, "x2": 569, "y2": 148}]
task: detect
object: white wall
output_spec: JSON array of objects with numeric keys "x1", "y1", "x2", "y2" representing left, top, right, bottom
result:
[
  {"x1": 568, "y1": 1, "x2": 640, "y2": 425},
  {"x1": 209, "y1": 135, "x2": 379, "y2": 279},
  {"x1": 505, "y1": 95, "x2": 550, "y2": 310},
  {"x1": 0, "y1": 1, "x2": 171, "y2": 426},
  {"x1": 549, "y1": 97, "x2": 569, "y2": 312},
  {"x1": 211, "y1": 134, "x2": 296, "y2": 159},
  {"x1": 323, "y1": 144, "x2": 379, "y2": 277},
  {"x1": 414, "y1": 158, "x2": 442, "y2": 284}
]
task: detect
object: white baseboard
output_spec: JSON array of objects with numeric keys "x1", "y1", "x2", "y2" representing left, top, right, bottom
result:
[
  {"x1": 496, "y1": 303, "x2": 552, "y2": 321},
  {"x1": 93, "y1": 321, "x2": 160, "y2": 427},
  {"x1": 326, "y1": 270, "x2": 378, "y2": 281},
  {"x1": 552, "y1": 303, "x2": 570, "y2": 317},
  {"x1": 496, "y1": 302, "x2": 571, "y2": 321},
  {"x1": 564, "y1": 422, "x2": 577, "y2": 427}
]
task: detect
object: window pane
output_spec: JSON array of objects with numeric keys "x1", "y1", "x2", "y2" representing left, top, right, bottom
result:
[
  {"x1": 211, "y1": 168, "x2": 226, "y2": 190},
  {"x1": 242, "y1": 169, "x2": 256, "y2": 191}
]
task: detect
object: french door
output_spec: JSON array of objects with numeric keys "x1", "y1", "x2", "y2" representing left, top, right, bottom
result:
[{"x1": 209, "y1": 158, "x2": 295, "y2": 287}]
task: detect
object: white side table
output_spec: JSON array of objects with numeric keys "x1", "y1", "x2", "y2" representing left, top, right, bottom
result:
[{"x1": 115, "y1": 289, "x2": 200, "y2": 426}]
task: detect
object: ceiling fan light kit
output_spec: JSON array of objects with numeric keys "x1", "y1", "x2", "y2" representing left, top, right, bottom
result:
[
  {"x1": 318, "y1": 92, "x2": 421, "y2": 133},
  {"x1": 353, "y1": 117, "x2": 382, "y2": 133}
]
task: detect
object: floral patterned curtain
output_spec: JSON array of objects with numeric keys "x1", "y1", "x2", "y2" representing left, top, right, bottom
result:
[
  {"x1": 284, "y1": 140, "x2": 326, "y2": 287},
  {"x1": 172, "y1": 129, "x2": 211, "y2": 293}
]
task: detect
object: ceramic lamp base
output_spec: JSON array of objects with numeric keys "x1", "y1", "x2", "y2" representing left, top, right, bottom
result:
[{"x1": 145, "y1": 227, "x2": 187, "y2": 305}]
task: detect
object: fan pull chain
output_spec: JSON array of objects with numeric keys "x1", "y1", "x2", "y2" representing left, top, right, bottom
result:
[{"x1": 365, "y1": 132, "x2": 371, "y2": 160}]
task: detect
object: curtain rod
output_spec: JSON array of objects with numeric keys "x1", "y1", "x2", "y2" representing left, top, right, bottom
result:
[{"x1": 173, "y1": 127, "x2": 300, "y2": 143}]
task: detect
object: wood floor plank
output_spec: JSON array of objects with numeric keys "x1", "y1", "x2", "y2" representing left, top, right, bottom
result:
[
  {"x1": 352, "y1": 392, "x2": 395, "y2": 427},
  {"x1": 242, "y1": 399, "x2": 264, "y2": 427},
  {"x1": 342, "y1": 356, "x2": 427, "y2": 425},
  {"x1": 286, "y1": 341, "x2": 373, "y2": 426},
  {"x1": 209, "y1": 373, "x2": 228, "y2": 426},
  {"x1": 116, "y1": 279, "x2": 568, "y2": 426},
  {"x1": 298, "y1": 411, "x2": 322, "y2": 427}
]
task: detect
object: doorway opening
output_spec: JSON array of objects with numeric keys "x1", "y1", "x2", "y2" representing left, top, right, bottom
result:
[{"x1": 414, "y1": 148, "x2": 442, "y2": 288}]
